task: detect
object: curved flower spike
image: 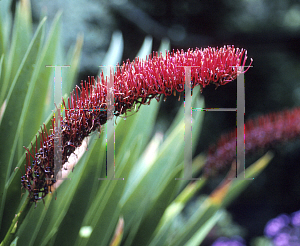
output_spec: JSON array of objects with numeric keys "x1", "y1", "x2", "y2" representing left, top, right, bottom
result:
[
  {"x1": 21, "y1": 45, "x2": 252, "y2": 203},
  {"x1": 204, "y1": 107, "x2": 300, "y2": 177}
]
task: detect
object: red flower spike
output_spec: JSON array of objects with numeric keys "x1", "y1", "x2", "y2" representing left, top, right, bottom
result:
[
  {"x1": 21, "y1": 46, "x2": 252, "y2": 204},
  {"x1": 204, "y1": 107, "x2": 300, "y2": 177}
]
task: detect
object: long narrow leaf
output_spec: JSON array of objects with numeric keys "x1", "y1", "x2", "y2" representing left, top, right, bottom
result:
[{"x1": 0, "y1": 17, "x2": 46, "y2": 236}]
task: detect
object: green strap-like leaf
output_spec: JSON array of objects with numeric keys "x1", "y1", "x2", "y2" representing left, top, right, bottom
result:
[
  {"x1": 167, "y1": 152, "x2": 273, "y2": 246},
  {"x1": 0, "y1": 0, "x2": 32, "y2": 105},
  {"x1": 0, "y1": 16, "x2": 46, "y2": 234}
]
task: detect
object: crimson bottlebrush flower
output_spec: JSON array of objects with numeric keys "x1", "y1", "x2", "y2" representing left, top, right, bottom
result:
[
  {"x1": 21, "y1": 45, "x2": 252, "y2": 203},
  {"x1": 204, "y1": 107, "x2": 300, "y2": 177}
]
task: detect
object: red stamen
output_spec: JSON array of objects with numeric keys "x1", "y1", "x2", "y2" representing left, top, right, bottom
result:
[
  {"x1": 35, "y1": 135, "x2": 38, "y2": 154},
  {"x1": 31, "y1": 142, "x2": 34, "y2": 158},
  {"x1": 25, "y1": 152, "x2": 29, "y2": 170},
  {"x1": 44, "y1": 124, "x2": 48, "y2": 138},
  {"x1": 39, "y1": 131, "x2": 43, "y2": 148},
  {"x1": 24, "y1": 146, "x2": 34, "y2": 159}
]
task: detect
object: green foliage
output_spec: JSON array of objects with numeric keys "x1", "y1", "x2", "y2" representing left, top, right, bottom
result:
[
  {"x1": 0, "y1": 0, "x2": 82, "y2": 243},
  {"x1": 0, "y1": 1, "x2": 273, "y2": 245}
]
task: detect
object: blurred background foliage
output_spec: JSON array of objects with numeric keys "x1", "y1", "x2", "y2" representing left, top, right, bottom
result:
[{"x1": 1, "y1": 0, "x2": 300, "y2": 245}]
